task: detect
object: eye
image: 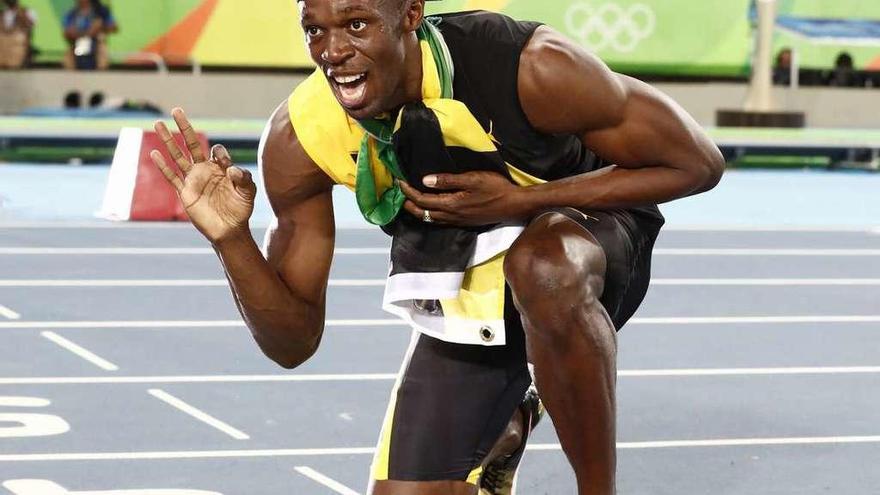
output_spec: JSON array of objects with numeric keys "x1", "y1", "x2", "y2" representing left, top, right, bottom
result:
[
  {"x1": 350, "y1": 20, "x2": 367, "y2": 32},
  {"x1": 305, "y1": 25, "x2": 323, "y2": 37}
]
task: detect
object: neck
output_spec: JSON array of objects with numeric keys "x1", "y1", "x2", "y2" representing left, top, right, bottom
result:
[{"x1": 401, "y1": 31, "x2": 424, "y2": 103}]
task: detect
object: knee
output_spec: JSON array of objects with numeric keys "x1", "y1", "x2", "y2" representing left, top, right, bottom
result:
[{"x1": 504, "y1": 213, "x2": 607, "y2": 307}]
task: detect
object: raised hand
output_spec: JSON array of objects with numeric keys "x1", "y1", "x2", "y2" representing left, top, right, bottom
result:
[{"x1": 150, "y1": 108, "x2": 256, "y2": 244}]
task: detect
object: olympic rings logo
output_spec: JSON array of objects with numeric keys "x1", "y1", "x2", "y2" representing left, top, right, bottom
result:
[{"x1": 564, "y1": 2, "x2": 656, "y2": 53}]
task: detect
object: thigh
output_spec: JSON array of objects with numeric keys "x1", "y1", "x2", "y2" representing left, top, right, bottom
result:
[
  {"x1": 369, "y1": 331, "x2": 530, "y2": 487},
  {"x1": 544, "y1": 206, "x2": 664, "y2": 329}
]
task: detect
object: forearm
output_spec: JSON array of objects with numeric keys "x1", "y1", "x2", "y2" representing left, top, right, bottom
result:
[
  {"x1": 520, "y1": 163, "x2": 718, "y2": 216},
  {"x1": 213, "y1": 229, "x2": 324, "y2": 368}
]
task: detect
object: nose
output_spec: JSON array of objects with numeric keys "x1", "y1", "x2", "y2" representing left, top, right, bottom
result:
[{"x1": 321, "y1": 31, "x2": 355, "y2": 66}]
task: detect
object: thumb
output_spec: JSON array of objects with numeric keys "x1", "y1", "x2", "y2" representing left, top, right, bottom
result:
[{"x1": 226, "y1": 166, "x2": 256, "y2": 201}]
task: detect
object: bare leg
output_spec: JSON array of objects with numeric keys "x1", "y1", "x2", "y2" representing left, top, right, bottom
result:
[{"x1": 504, "y1": 212, "x2": 617, "y2": 495}]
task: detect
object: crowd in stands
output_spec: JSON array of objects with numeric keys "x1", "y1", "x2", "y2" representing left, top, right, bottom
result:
[
  {"x1": 0, "y1": 0, "x2": 36, "y2": 68},
  {"x1": 773, "y1": 48, "x2": 880, "y2": 88},
  {"x1": 62, "y1": 0, "x2": 117, "y2": 70},
  {"x1": 1, "y1": 0, "x2": 116, "y2": 70}
]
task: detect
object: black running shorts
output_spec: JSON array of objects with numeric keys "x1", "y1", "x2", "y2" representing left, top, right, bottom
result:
[{"x1": 369, "y1": 206, "x2": 664, "y2": 484}]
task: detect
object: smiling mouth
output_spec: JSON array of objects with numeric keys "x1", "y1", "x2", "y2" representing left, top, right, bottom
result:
[{"x1": 330, "y1": 72, "x2": 368, "y2": 109}]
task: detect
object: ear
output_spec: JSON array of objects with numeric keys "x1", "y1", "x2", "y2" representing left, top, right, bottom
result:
[{"x1": 401, "y1": 0, "x2": 425, "y2": 33}]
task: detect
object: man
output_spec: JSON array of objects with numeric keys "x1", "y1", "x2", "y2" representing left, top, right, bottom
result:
[
  {"x1": 0, "y1": 0, "x2": 36, "y2": 69},
  {"x1": 150, "y1": 0, "x2": 724, "y2": 493},
  {"x1": 62, "y1": 0, "x2": 105, "y2": 70}
]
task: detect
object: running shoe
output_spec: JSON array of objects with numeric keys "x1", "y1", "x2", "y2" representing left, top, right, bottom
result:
[{"x1": 479, "y1": 384, "x2": 545, "y2": 495}]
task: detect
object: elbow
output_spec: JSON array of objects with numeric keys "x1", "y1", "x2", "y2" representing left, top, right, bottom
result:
[
  {"x1": 259, "y1": 333, "x2": 321, "y2": 370},
  {"x1": 694, "y1": 147, "x2": 725, "y2": 194},
  {"x1": 268, "y1": 344, "x2": 318, "y2": 370}
]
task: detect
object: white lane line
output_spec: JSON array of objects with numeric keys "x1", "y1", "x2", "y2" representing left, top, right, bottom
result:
[
  {"x1": 0, "y1": 279, "x2": 386, "y2": 287},
  {"x1": 2, "y1": 366, "x2": 880, "y2": 385},
  {"x1": 147, "y1": 389, "x2": 250, "y2": 440},
  {"x1": 651, "y1": 278, "x2": 880, "y2": 286},
  {"x1": 0, "y1": 304, "x2": 20, "y2": 319},
  {"x1": 0, "y1": 247, "x2": 388, "y2": 255},
  {"x1": 2, "y1": 435, "x2": 880, "y2": 462},
  {"x1": 2, "y1": 247, "x2": 880, "y2": 256},
  {"x1": 3, "y1": 278, "x2": 880, "y2": 288},
  {"x1": 40, "y1": 331, "x2": 118, "y2": 371},
  {"x1": 294, "y1": 466, "x2": 361, "y2": 495},
  {"x1": 663, "y1": 225, "x2": 877, "y2": 233},
  {"x1": 0, "y1": 319, "x2": 406, "y2": 329},
  {"x1": 617, "y1": 366, "x2": 880, "y2": 377},
  {"x1": 629, "y1": 315, "x2": 880, "y2": 325},
  {"x1": 6, "y1": 315, "x2": 878, "y2": 330},
  {"x1": 0, "y1": 374, "x2": 398, "y2": 385},
  {"x1": 654, "y1": 248, "x2": 880, "y2": 256}
]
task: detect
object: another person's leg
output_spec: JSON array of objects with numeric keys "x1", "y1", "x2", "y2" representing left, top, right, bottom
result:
[{"x1": 504, "y1": 207, "x2": 661, "y2": 495}]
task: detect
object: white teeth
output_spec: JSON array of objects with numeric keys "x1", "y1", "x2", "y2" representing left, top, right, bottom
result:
[{"x1": 333, "y1": 73, "x2": 365, "y2": 84}]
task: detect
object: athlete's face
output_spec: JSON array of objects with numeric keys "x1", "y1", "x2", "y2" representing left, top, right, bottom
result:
[{"x1": 299, "y1": 0, "x2": 423, "y2": 120}]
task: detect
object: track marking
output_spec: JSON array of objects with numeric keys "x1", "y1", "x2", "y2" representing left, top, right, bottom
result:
[
  {"x1": 2, "y1": 247, "x2": 880, "y2": 256},
  {"x1": 147, "y1": 389, "x2": 249, "y2": 440},
  {"x1": 0, "y1": 247, "x2": 388, "y2": 255},
  {"x1": 1, "y1": 315, "x2": 879, "y2": 330},
  {"x1": 0, "y1": 279, "x2": 386, "y2": 287},
  {"x1": 3, "y1": 278, "x2": 880, "y2": 287},
  {"x1": 2, "y1": 366, "x2": 880, "y2": 385},
  {"x1": 662, "y1": 225, "x2": 877, "y2": 232},
  {"x1": 654, "y1": 248, "x2": 880, "y2": 256},
  {"x1": 2, "y1": 435, "x2": 880, "y2": 461},
  {"x1": 630, "y1": 315, "x2": 880, "y2": 325},
  {"x1": 651, "y1": 279, "x2": 880, "y2": 286},
  {"x1": 294, "y1": 466, "x2": 361, "y2": 495},
  {"x1": 0, "y1": 374, "x2": 398, "y2": 385},
  {"x1": 40, "y1": 331, "x2": 118, "y2": 371},
  {"x1": 0, "y1": 319, "x2": 406, "y2": 329},
  {"x1": 0, "y1": 305, "x2": 20, "y2": 319}
]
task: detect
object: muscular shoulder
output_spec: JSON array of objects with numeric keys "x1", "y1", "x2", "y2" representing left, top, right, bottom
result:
[
  {"x1": 259, "y1": 100, "x2": 334, "y2": 215},
  {"x1": 518, "y1": 26, "x2": 627, "y2": 135},
  {"x1": 437, "y1": 11, "x2": 540, "y2": 47}
]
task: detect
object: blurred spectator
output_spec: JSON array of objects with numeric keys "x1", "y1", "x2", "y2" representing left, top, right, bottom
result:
[
  {"x1": 64, "y1": 90, "x2": 81, "y2": 109},
  {"x1": 62, "y1": 0, "x2": 117, "y2": 70},
  {"x1": 827, "y1": 52, "x2": 861, "y2": 87},
  {"x1": 88, "y1": 91, "x2": 164, "y2": 115},
  {"x1": 92, "y1": 0, "x2": 117, "y2": 69},
  {"x1": 772, "y1": 47, "x2": 792, "y2": 86},
  {"x1": 0, "y1": 0, "x2": 37, "y2": 69}
]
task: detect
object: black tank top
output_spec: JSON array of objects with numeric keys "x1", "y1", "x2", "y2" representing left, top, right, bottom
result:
[{"x1": 435, "y1": 11, "x2": 604, "y2": 181}]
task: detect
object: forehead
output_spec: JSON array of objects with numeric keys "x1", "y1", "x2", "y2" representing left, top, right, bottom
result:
[{"x1": 298, "y1": 0, "x2": 388, "y2": 19}]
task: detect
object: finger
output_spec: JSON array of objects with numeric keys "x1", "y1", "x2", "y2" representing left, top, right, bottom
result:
[
  {"x1": 403, "y1": 200, "x2": 451, "y2": 224},
  {"x1": 171, "y1": 108, "x2": 206, "y2": 164},
  {"x1": 154, "y1": 120, "x2": 192, "y2": 174},
  {"x1": 149, "y1": 150, "x2": 183, "y2": 192},
  {"x1": 226, "y1": 166, "x2": 256, "y2": 201},
  {"x1": 399, "y1": 180, "x2": 450, "y2": 210},
  {"x1": 210, "y1": 144, "x2": 233, "y2": 169},
  {"x1": 423, "y1": 173, "x2": 471, "y2": 190}
]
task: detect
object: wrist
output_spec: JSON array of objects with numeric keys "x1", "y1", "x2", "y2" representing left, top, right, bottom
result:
[
  {"x1": 211, "y1": 226, "x2": 253, "y2": 250},
  {"x1": 513, "y1": 184, "x2": 551, "y2": 221}
]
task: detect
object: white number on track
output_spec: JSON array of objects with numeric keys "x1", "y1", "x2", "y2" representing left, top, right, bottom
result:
[{"x1": 0, "y1": 397, "x2": 69, "y2": 438}]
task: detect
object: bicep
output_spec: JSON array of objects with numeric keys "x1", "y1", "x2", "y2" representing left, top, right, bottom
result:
[
  {"x1": 259, "y1": 102, "x2": 337, "y2": 306},
  {"x1": 519, "y1": 27, "x2": 717, "y2": 171},
  {"x1": 581, "y1": 76, "x2": 715, "y2": 170}
]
